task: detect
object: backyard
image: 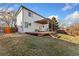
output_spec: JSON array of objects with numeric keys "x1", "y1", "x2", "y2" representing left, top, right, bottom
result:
[{"x1": 0, "y1": 33, "x2": 79, "y2": 56}]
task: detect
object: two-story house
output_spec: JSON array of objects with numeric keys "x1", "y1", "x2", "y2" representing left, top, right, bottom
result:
[{"x1": 16, "y1": 5, "x2": 49, "y2": 33}]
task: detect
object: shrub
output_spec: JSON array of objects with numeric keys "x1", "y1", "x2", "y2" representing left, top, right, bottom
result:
[
  {"x1": 2, "y1": 27, "x2": 5, "y2": 33},
  {"x1": 10, "y1": 27, "x2": 15, "y2": 33}
]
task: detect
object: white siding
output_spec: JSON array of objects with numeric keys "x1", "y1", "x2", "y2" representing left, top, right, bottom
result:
[
  {"x1": 41, "y1": 24, "x2": 49, "y2": 31},
  {"x1": 23, "y1": 8, "x2": 44, "y2": 22},
  {"x1": 22, "y1": 8, "x2": 45, "y2": 32},
  {"x1": 16, "y1": 8, "x2": 23, "y2": 33}
]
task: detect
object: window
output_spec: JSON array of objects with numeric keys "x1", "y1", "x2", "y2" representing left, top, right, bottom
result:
[
  {"x1": 25, "y1": 22, "x2": 31, "y2": 28},
  {"x1": 25, "y1": 22, "x2": 29, "y2": 28},
  {"x1": 29, "y1": 23, "x2": 31, "y2": 26},
  {"x1": 43, "y1": 25, "x2": 44, "y2": 28},
  {"x1": 28, "y1": 11, "x2": 33, "y2": 17}
]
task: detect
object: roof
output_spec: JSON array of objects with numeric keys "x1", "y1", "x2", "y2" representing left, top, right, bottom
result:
[
  {"x1": 16, "y1": 5, "x2": 45, "y2": 18},
  {"x1": 35, "y1": 18, "x2": 50, "y2": 24}
]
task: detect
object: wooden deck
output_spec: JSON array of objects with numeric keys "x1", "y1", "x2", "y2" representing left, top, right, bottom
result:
[{"x1": 26, "y1": 31, "x2": 56, "y2": 36}]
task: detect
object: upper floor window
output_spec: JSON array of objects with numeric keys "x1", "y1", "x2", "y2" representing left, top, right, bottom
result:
[{"x1": 28, "y1": 11, "x2": 33, "y2": 17}]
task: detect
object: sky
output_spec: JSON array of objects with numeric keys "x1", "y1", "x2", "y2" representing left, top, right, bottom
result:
[{"x1": 0, "y1": 3, "x2": 79, "y2": 28}]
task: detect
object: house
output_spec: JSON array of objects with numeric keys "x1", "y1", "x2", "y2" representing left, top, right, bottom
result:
[{"x1": 16, "y1": 5, "x2": 50, "y2": 33}]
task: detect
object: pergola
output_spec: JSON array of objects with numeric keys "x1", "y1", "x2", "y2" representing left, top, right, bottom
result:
[{"x1": 35, "y1": 18, "x2": 50, "y2": 24}]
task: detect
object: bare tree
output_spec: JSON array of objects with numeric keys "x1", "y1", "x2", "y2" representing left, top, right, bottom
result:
[{"x1": 0, "y1": 4, "x2": 15, "y2": 27}]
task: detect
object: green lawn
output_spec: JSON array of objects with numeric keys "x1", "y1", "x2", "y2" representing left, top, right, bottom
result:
[{"x1": 0, "y1": 34, "x2": 79, "y2": 56}]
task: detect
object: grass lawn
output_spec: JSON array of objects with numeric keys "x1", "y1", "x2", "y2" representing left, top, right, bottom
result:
[{"x1": 0, "y1": 34, "x2": 79, "y2": 56}]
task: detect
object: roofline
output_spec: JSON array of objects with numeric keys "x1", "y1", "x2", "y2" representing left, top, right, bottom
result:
[
  {"x1": 19, "y1": 5, "x2": 46, "y2": 18},
  {"x1": 15, "y1": 5, "x2": 22, "y2": 17}
]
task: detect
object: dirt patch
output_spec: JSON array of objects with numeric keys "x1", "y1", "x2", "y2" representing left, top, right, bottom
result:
[{"x1": 0, "y1": 33, "x2": 28, "y2": 39}]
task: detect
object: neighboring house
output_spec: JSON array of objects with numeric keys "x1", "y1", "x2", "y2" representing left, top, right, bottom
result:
[{"x1": 16, "y1": 5, "x2": 49, "y2": 33}]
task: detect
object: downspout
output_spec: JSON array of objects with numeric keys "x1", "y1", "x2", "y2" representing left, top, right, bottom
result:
[
  {"x1": 21, "y1": 7, "x2": 24, "y2": 32},
  {"x1": 48, "y1": 20, "x2": 50, "y2": 31}
]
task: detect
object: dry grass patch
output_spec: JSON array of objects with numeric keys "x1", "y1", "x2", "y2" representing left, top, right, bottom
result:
[{"x1": 58, "y1": 34, "x2": 79, "y2": 44}]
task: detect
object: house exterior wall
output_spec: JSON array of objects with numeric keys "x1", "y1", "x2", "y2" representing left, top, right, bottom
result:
[
  {"x1": 16, "y1": 8, "x2": 23, "y2": 33},
  {"x1": 16, "y1": 6, "x2": 49, "y2": 33},
  {"x1": 22, "y1": 8, "x2": 46, "y2": 32}
]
